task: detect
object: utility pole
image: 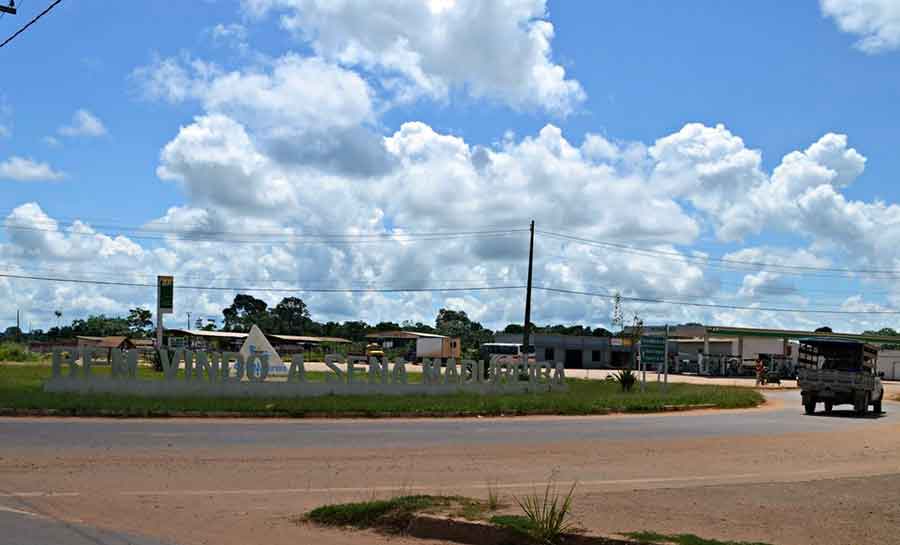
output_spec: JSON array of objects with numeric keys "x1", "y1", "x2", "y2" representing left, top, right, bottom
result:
[
  {"x1": 0, "y1": 1, "x2": 17, "y2": 15},
  {"x1": 522, "y1": 220, "x2": 535, "y2": 357},
  {"x1": 16, "y1": 309, "x2": 20, "y2": 341},
  {"x1": 663, "y1": 323, "x2": 669, "y2": 392},
  {"x1": 187, "y1": 312, "x2": 191, "y2": 330}
]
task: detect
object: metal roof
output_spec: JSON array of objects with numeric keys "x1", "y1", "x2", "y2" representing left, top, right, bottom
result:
[
  {"x1": 268, "y1": 334, "x2": 351, "y2": 344},
  {"x1": 366, "y1": 330, "x2": 447, "y2": 339},
  {"x1": 706, "y1": 325, "x2": 900, "y2": 344},
  {"x1": 165, "y1": 329, "x2": 248, "y2": 339},
  {"x1": 76, "y1": 336, "x2": 134, "y2": 349}
]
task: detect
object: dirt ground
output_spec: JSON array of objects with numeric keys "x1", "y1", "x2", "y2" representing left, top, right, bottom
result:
[{"x1": 2, "y1": 401, "x2": 899, "y2": 545}]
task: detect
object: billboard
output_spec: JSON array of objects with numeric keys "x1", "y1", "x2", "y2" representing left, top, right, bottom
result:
[{"x1": 158, "y1": 275, "x2": 174, "y2": 314}]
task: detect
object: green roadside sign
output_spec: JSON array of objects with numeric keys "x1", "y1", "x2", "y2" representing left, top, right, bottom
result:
[
  {"x1": 640, "y1": 335, "x2": 666, "y2": 365},
  {"x1": 158, "y1": 275, "x2": 174, "y2": 314}
]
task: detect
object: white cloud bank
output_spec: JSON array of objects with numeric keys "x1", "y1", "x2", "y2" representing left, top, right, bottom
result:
[
  {"x1": 821, "y1": 0, "x2": 900, "y2": 53},
  {"x1": 241, "y1": 0, "x2": 585, "y2": 114},
  {"x1": 0, "y1": 156, "x2": 65, "y2": 182}
]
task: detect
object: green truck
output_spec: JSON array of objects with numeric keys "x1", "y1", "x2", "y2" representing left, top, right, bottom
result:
[{"x1": 797, "y1": 338, "x2": 884, "y2": 416}]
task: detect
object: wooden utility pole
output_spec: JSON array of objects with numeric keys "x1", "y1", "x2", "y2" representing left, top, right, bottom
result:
[
  {"x1": 0, "y1": 1, "x2": 17, "y2": 15},
  {"x1": 522, "y1": 220, "x2": 535, "y2": 355}
]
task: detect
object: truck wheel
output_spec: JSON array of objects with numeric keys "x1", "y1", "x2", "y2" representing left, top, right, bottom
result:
[
  {"x1": 824, "y1": 401, "x2": 833, "y2": 414},
  {"x1": 804, "y1": 401, "x2": 816, "y2": 415},
  {"x1": 873, "y1": 397, "x2": 883, "y2": 414},
  {"x1": 856, "y1": 393, "x2": 869, "y2": 416}
]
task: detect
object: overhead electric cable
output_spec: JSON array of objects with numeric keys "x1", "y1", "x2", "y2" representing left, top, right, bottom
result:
[
  {"x1": 0, "y1": 222, "x2": 528, "y2": 245},
  {"x1": 534, "y1": 286, "x2": 900, "y2": 315},
  {"x1": 538, "y1": 229, "x2": 900, "y2": 279},
  {"x1": 0, "y1": 272, "x2": 525, "y2": 294},
  {"x1": 0, "y1": 0, "x2": 60, "y2": 49}
]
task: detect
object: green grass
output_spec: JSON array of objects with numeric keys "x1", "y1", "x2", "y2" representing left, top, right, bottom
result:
[
  {"x1": 0, "y1": 364, "x2": 763, "y2": 417},
  {"x1": 307, "y1": 495, "x2": 465, "y2": 529},
  {"x1": 0, "y1": 342, "x2": 46, "y2": 363},
  {"x1": 624, "y1": 531, "x2": 774, "y2": 545},
  {"x1": 489, "y1": 514, "x2": 536, "y2": 535}
]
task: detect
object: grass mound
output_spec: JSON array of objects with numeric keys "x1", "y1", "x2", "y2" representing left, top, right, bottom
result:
[{"x1": 307, "y1": 495, "x2": 476, "y2": 529}]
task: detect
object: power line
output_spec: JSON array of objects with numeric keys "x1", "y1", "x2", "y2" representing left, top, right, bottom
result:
[
  {"x1": 534, "y1": 286, "x2": 900, "y2": 315},
  {"x1": 3, "y1": 270, "x2": 898, "y2": 315},
  {"x1": 538, "y1": 229, "x2": 900, "y2": 279},
  {"x1": 0, "y1": 0, "x2": 61, "y2": 49},
  {"x1": 2, "y1": 218, "x2": 529, "y2": 239},
  {"x1": 0, "y1": 272, "x2": 526, "y2": 294},
  {"x1": 539, "y1": 251, "x2": 898, "y2": 298},
  {"x1": 0, "y1": 222, "x2": 528, "y2": 245}
]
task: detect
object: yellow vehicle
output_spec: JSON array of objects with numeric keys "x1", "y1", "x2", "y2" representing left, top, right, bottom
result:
[{"x1": 365, "y1": 342, "x2": 385, "y2": 358}]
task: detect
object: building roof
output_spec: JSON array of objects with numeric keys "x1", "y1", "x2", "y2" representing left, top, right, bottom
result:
[
  {"x1": 268, "y1": 334, "x2": 351, "y2": 344},
  {"x1": 76, "y1": 336, "x2": 134, "y2": 349},
  {"x1": 165, "y1": 329, "x2": 248, "y2": 339},
  {"x1": 366, "y1": 330, "x2": 446, "y2": 339},
  {"x1": 706, "y1": 325, "x2": 900, "y2": 344}
]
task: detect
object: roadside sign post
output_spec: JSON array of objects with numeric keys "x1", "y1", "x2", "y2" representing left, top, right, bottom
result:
[
  {"x1": 156, "y1": 275, "x2": 174, "y2": 349},
  {"x1": 640, "y1": 335, "x2": 666, "y2": 391}
]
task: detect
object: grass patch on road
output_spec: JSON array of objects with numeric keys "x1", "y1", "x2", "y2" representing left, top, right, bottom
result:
[
  {"x1": 624, "y1": 531, "x2": 774, "y2": 545},
  {"x1": 0, "y1": 364, "x2": 763, "y2": 417},
  {"x1": 307, "y1": 495, "x2": 484, "y2": 529}
]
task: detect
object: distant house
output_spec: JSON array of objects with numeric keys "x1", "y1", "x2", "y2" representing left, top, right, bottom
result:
[
  {"x1": 163, "y1": 328, "x2": 351, "y2": 355},
  {"x1": 76, "y1": 336, "x2": 137, "y2": 363}
]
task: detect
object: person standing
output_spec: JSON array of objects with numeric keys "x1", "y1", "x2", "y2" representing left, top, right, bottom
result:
[{"x1": 755, "y1": 358, "x2": 765, "y2": 386}]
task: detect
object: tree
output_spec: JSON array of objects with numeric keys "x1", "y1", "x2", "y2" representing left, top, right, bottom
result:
[
  {"x1": 126, "y1": 308, "x2": 153, "y2": 337},
  {"x1": 863, "y1": 327, "x2": 899, "y2": 337},
  {"x1": 815, "y1": 326, "x2": 833, "y2": 333},
  {"x1": 502, "y1": 323, "x2": 524, "y2": 335},
  {"x1": 272, "y1": 297, "x2": 311, "y2": 334},
  {"x1": 222, "y1": 294, "x2": 270, "y2": 332},
  {"x1": 71, "y1": 315, "x2": 130, "y2": 337},
  {"x1": 435, "y1": 308, "x2": 493, "y2": 352},
  {"x1": 374, "y1": 321, "x2": 402, "y2": 332}
]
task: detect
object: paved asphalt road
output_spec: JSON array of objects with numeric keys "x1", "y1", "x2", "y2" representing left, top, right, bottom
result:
[
  {"x1": 0, "y1": 391, "x2": 896, "y2": 545},
  {"x1": 0, "y1": 391, "x2": 891, "y2": 452},
  {"x1": 1, "y1": 508, "x2": 173, "y2": 545}
]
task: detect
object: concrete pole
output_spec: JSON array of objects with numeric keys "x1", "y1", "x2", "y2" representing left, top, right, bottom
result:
[
  {"x1": 703, "y1": 330, "x2": 710, "y2": 376},
  {"x1": 663, "y1": 324, "x2": 669, "y2": 391}
]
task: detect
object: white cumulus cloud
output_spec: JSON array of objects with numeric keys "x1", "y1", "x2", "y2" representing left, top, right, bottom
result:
[
  {"x1": 58, "y1": 109, "x2": 107, "y2": 137},
  {"x1": 242, "y1": 0, "x2": 585, "y2": 114},
  {"x1": 0, "y1": 157, "x2": 65, "y2": 182},
  {"x1": 821, "y1": 0, "x2": 900, "y2": 53}
]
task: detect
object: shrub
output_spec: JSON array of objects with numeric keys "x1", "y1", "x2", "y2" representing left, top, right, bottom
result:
[
  {"x1": 513, "y1": 482, "x2": 577, "y2": 545},
  {"x1": 614, "y1": 369, "x2": 636, "y2": 392},
  {"x1": 486, "y1": 480, "x2": 501, "y2": 511},
  {"x1": 0, "y1": 342, "x2": 42, "y2": 363}
]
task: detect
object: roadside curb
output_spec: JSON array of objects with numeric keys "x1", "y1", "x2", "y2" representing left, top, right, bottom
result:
[
  {"x1": 406, "y1": 514, "x2": 636, "y2": 545},
  {"x1": 0, "y1": 403, "x2": 739, "y2": 419}
]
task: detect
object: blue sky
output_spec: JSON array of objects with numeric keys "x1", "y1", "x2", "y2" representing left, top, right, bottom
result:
[{"x1": 2, "y1": 0, "x2": 900, "y2": 333}]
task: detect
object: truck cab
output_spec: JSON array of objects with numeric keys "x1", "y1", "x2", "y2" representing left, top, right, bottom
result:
[{"x1": 797, "y1": 338, "x2": 884, "y2": 416}]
